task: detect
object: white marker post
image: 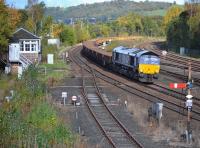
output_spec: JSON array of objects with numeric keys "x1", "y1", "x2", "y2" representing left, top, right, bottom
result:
[
  {"x1": 62, "y1": 92, "x2": 67, "y2": 106},
  {"x1": 186, "y1": 94, "x2": 193, "y2": 144}
]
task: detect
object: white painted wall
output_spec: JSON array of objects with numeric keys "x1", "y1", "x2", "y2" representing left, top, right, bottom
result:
[{"x1": 9, "y1": 43, "x2": 20, "y2": 62}]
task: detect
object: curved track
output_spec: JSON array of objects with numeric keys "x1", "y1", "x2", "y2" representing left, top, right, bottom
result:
[
  {"x1": 70, "y1": 46, "x2": 144, "y2": 148},
  {"x1": 69, "y1": 45, "x2": 200, "y2": 122},
  {"x1": 138, "y1": 42, "x2": 200, "y2": 72}
]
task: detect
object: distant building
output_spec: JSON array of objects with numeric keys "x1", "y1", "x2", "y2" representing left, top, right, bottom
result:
[
  {"x1": 88, "y1": 18, "x2": 96, "y2": 24},
  {"x1": 64, "y1": 18, "x2": 74, "y2": 25},
  {"x1": 185, "y1": 0, "x2": 200, "y2": 4},
  {"x1": 48, "y1": 39, "x2": 60, "y2": 48}
]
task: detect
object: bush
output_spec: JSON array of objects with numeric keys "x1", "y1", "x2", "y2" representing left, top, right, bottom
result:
[{"x1": 0, "y1": 65, "x2": 74, "y2": 147}]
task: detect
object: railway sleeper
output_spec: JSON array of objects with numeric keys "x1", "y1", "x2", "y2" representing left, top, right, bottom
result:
[
  {"x1": 116, "y1": 144, "x2": 135, "y2": 148},
  {"x1": 96, "y1": 118, "x2": 114, "y2": 122},
  {"x1": 113, "y1": 138, "x2": 133, "y2": 143},
  {"x1": 101, "y1": 122, "x2": 118, "y2": 126},
  {"x1": 108, "y1": 132, "x2": 129, "y2": 138},
  {"x1": 113, "y1": 137, "x2": 133, "y2": 143},
  {"x1": 103, "y1": 126, "x2": 122, "y2": 132}
]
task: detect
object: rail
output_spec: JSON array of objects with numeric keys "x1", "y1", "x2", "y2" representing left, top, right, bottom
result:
[{"x1": 69, "y1": 45, "x2": 200, "y2": 122}]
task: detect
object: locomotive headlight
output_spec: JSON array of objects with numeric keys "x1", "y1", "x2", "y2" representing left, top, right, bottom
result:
[{"x1": 155, "y1": 69, "x2": 159, "y2": 73}]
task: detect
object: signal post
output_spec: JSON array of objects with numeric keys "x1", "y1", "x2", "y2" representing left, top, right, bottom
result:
[
  {"x1": 169, "y1": 62, "x2": 193, "y2": 143},
  {"x1": 186, "y1": 62, "x2": 193, "y2": 144}
]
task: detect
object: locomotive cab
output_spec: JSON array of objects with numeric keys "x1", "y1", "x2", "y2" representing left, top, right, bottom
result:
[{"x1": 138, "y1": 52, "x2": 160, "y2": 82}]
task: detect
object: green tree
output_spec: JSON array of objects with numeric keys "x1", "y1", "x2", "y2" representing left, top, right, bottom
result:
[
  {"x1": 75, "y1": 22, "x2": 90, "y2": 42},
  {"x1": 167, "y1": 11, "x2": 190, "y2": 49},
  {"x1": 116, "y1": 13, "x2": 143, "y2": 35},
  {"x1": 60, "y1": 26, "x2": 76, "y2": 45},
  {"x1": 41, "y1": 16, "x2": 53, "y2": 37},
  {"x1": 100, "y1": 24, "x2": 111, "y2": 37},
  {"x1": 142, "y1": 16, "x2": 159, "y2": 36},
  {"x1": 27, "y1": 2, "x2": 45, "y2": 34},
  {"x1": 187, "y1": 6, "x2": 200, "y2": 48},
  {"x1": 17, "y1": 9, "x2": 29, "y2": 28},
  {"x1": 163, "y1": 5, "x2": 183, "y2": 32},
  {"x1": 89, "y1": 24, "x2": 111, "y2": 37},
  {"x1": 25, "y1": 17, "x2": 35, "y2": 33},
  {"x1": 0, "y1": 0, "x2": 13, "y2": 52}
]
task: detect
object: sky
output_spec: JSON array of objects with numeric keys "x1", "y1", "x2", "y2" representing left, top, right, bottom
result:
[{"x1": 6, "y1": 0, "x2": 185, "y2": 9}]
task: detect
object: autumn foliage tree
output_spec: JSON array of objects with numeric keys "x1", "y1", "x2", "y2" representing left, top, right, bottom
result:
[
  {"x1": 116, "y1": 13, "x2": 143, "y2": 35},
  {"x1": 167, "y1": 5, "x2": 200, "y2": 52},
  {"x1": 8, "y1": 8, "x2": 21, "y2": 29},
  {"x1": 0, "y1": 0, "x2": 20, "y2": 52},
  {"x1": 25, "y1": 2, "x2": 45, "y2": 34},
  {"x1": 163, "y1": 5, "x2": 183, "y2": 32}
]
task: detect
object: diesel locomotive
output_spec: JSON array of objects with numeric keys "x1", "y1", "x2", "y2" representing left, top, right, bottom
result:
[
  {"x1": 82, "y1": 41, "x2": 160, "y2": 83},
  {"x1": 112, "y1": 46, "x2": 160, "y2": 82}
]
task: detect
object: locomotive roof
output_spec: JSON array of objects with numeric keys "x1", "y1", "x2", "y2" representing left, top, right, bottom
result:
[{"x1": 113, "y1": 46, "x2": 158, "y2": 57}]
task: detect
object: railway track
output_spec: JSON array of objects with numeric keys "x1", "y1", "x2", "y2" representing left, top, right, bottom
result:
[
  {"x1": 82, "y1": 68, "x2": 143, "y2": 148},
  {"x1": 160, "y1": 69, "x2": 200, "y2": 86},
  {"x1": 70, "y1": 46, "x2": 143, "y2": 148},
  {"x1": 138, "y1": 42, "x2": 200, "y2": 72},
  {"x1": 69, "y1": 45, "x2": 200, "y2": 122},
  {"x1": 136, "y1": 42, "x2": 200, "y2": 87}
]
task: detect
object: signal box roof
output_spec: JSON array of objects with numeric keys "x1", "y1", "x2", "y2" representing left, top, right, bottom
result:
[{"x1": 10, "y1": 28, "x2": 40, "y2": 43}]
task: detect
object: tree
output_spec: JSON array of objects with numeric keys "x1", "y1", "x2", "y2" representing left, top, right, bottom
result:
[
  {"x1": 89, "y1": 24, "x2": 111, "y2": 37},
  {"x1": 163, "y1": 5, "x2": 183, "y2": 32},
  {"x1": 75, "y1": 22, "x2": 90, "y2": 42},
  {"x1": 100, "y1": 24, "x2": 111, "y2": 37},
  {"x1": 60, "y1": 26, "x2": 76, "y2": 45},
  {"x1": 187, "y1": 6, "x2": 200, "y2": 48},
  {"x1": 52, "y1": 23, "x2": 65, "y2": 38},
  {"x1": 27, "y1": 1, "x2": 45, "y2": 34},
  {"x1": 8, "y1": 8, "x2": 21, "y2": 30},
  {"x1": 25, "y1": 17, "x2": 35, "y2": 33},
  {"x1": 142, "y1": 16, "x2": 159, "y2": 36},
  {"x1": 0, "y1": 0, "x2": 13, "y2": 52},
  {"x1": 41, "y1": 16, "x2": 53, "y2": 37},
  {"x1": 116, "y1": 13, "x2": 143, "y2": 35},
  {"x1": 17, "y1": 9, "x2": 29, "y2": 28},
  {"x1": 167, "y1": 11, "x2": 190, "y2": 49}
]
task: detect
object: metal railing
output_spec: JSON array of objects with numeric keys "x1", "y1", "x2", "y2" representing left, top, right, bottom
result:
[{"x1": 19, "y1": 54, "x2": 33, "y2": 69}]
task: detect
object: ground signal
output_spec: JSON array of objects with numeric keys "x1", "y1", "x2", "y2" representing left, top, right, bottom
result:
[{"x1": 169, "y1": 83, "x2": 187, "y2": 89}]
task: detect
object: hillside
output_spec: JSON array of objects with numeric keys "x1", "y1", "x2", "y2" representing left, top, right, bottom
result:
[{"x1": 45, "y1": 1, "x2": 173, "y2": 22}]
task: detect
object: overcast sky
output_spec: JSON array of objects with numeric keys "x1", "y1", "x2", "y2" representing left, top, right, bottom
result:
[{"x1": 6, "y1": 0, "x2": 185, "y2": 9}]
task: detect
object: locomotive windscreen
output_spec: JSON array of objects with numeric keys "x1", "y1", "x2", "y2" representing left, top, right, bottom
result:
[{"x1": 139, "y1": 55, "x2": 160, "y2": 65}]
